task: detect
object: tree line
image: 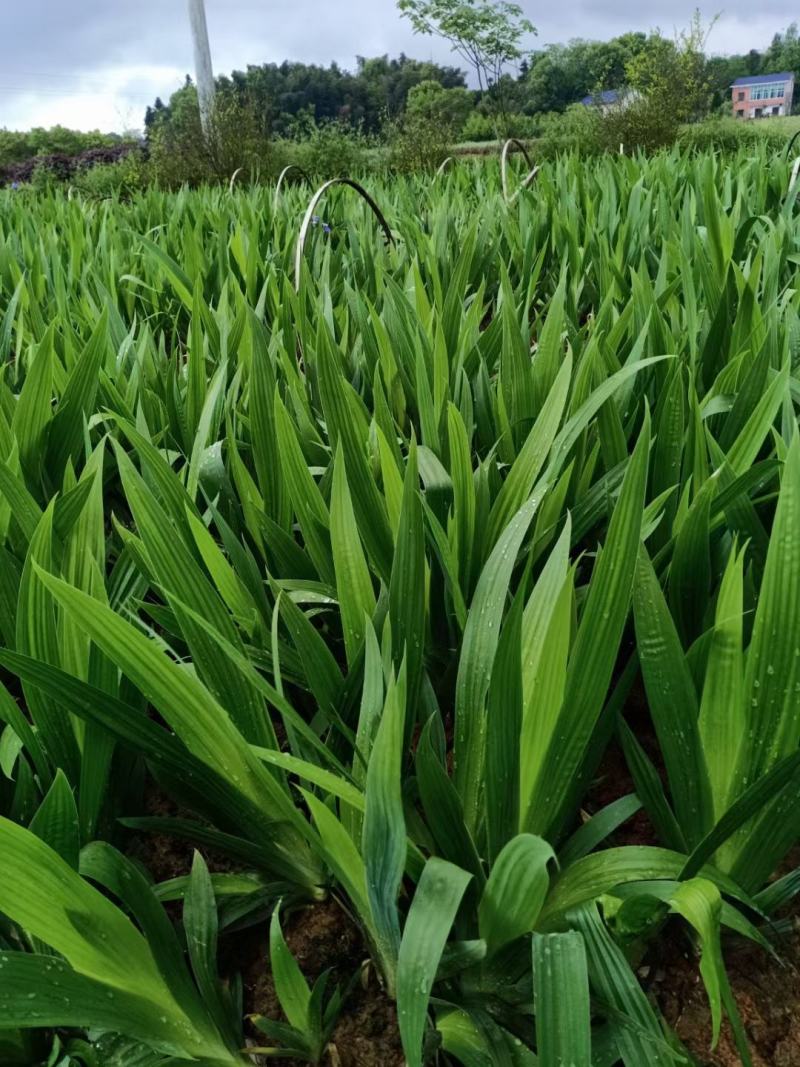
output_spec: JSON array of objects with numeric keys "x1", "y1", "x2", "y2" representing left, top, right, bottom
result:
[
  {"x1": 144, "y1": 20, "x2": 800, "y2": 146},
  {"x1": 144, "y1": 54, "x2": 467, "y2": 139}
]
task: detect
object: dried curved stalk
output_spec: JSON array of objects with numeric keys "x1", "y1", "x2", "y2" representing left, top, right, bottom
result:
[
  {"x1": 500, "y1": 138, "x2": 538, "y2": 203},
  {"x1": 274, "y1": 164, "x2": 310, "y2": 210},
  {"x1": 434, "y1": 156, "x2": 455, "y2": 180},
  {"x1": 228, "y1": 167, "x2": 243, "y2": 193},
  {"x1": 294, "y1": 177, "x2": 395, "y2": 292},
  {"x1": 790, "y1": 155, "x2": 800, "y2": 193},
  {"x1": 509, "y1": 165, "x2": 540, "y2": 203},
  {"x1": 787, "y1": 130, "x2": 800, "y2": 159}
]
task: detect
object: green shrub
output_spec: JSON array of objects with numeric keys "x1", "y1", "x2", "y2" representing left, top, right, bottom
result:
[
  {"x1": 460, "y1": 111, "x2": 497, "y2": 142},
  {"x1": 533, "y1": 105, "x2": 603, "y2": 158},
  {"x1": 71, "y1": 152, "x2": 151, "y2": 198},
  {"x1": 589, "y1": 13, "x2": 716, "y2": 154},
  {"x1": 625, "y1": 13, "x2": 713, "y2": 125},
  {"x1": 387, "y1": 112, "x2": 451, "y2": 172},
  {"x1": 460, "y1": 110, "x2": 538, "y2": 142},
  {"x1": 28, "y1": 162, "x2": 59, "y2": 194},
  {"x1": 148, "y1": 86, "x2": 273, "y2": 187},
  {"x1": 278, "y1": 119, "x2": 373, "y2": 179},
  {"x1": 598, "y1": 94, "x2": 678, "y2": 153},
  {"x1": 406, "y1": 80, "x2": 473, "y2": 140},
  {"x1": 537, "y1": 95, "x2": 681, "y2": 158}
]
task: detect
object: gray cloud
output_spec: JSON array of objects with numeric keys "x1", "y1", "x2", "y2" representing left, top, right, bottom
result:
[{"x1": 1, "y1": 1, "x2": 798, "y2": 131}]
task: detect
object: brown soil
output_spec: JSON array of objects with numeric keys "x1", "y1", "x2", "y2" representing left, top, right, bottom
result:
[
  {"x1": 234, "y1": 897, "x2": 405, "y2": 1067},
  {"x1": 581, "y1": 674, "x2": 663, "y2": 847},
  {"x1": 127, "y1": 784, "x2": 404, "y2": 1065},
  {"x1": 651, "y1": 921, "x2": 800, "y2": 1067},
  {"x1": 585, "y1": 737, "x2": 659, "y2": 848},
  {"x1": 589, "y1": 685, "x2": 800, "y2": 1067},
  {"x1": 125, "y1": 786, "x2": 237, "y2": 883},
  {"x1": 125, "y1": 671, "x2": 800, "y2": 1067}
]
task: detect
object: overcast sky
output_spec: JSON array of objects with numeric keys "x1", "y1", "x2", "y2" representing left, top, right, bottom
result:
[{"x1": 1, "y1": 1, "x2": 798, "y2": 133}]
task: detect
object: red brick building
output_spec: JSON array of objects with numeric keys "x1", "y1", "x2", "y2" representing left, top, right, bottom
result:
[{"x1": 731, "y1": 72, "x2": 795, "y2": 119}]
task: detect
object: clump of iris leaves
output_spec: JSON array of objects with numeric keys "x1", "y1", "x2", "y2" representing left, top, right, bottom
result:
[{"x1": 1, "y1": 144, "x2": 800, "y2": 1067}]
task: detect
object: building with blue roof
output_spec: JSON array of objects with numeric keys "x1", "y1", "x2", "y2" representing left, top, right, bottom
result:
[
  {"x1": 579, "y1": 88, "x2": 637, "y2": 112},
  {"x1": 731, "y1": 72, "x2": 794, "y2": 119},
  {"x1": 581, "y1": 89, "x2": 621, "y2": 107}
]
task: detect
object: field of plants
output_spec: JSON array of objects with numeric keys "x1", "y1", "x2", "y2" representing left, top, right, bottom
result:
[{"x1": 1, "y1": 144, "x2": 800, "y2": 1066}]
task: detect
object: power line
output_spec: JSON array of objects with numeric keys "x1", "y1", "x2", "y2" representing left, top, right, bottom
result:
[
  {"x1": 3, "y1": 70, "x2": 133, "y2": 85},
  {"x1": 2, "y1": 69, "x2": 187, "y2": 88},
  {"x1": 0, "y1": 85, "x2": 160, "y2": 99}
]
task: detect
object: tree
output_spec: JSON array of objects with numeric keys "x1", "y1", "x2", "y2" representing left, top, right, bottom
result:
[
  {"x1": 406, "y1": 79, "x2": 473, "y2": 135},
  {"x1": 397, "y1": 0, "x2": 536, "y2": 92},
  {"x1": 706, "y1": 56, "x2": 748, "y2": 111},
  {"x1": 204, "y1": 55, "x2": 466, "y2": 137},
  {"x1": 593, "y1": 14, "x2": 716, "y2": 152},
  {"x1": 522, "y1": 33, "x2": 649, "y2": 114},
  {"x1": 145, "y1": 81, "x2": 272, "y2": 186},
  {"x1": 353, "y1": 54, "x2": 466, "y2": 127},
  {"x1": 625, "y1": 13, "x2": 715, "y2": 124},
  {"x1": 144, "y1": 97, "x2": 169, "y2": 133},
  {"x1": 763, "y1": 24, "x2": 800, "y2": 80}
]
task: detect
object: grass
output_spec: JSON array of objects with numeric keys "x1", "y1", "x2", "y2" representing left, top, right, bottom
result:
[
  {"x1": 451, "y1": 112, "x2": 800, "y2": 155},
  {"x1": 0, "y1": 143, "x2": 799, "y2": 1065},
  {"x1": 742, "y1": 112, "x2": 800, "y2": 134}
]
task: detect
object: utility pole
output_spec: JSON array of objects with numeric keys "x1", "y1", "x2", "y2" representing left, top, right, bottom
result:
[{"x1": 187, "y1": 0, "x2": 215, "y2": 136}]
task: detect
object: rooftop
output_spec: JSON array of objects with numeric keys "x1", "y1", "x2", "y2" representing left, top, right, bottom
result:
[
  {"x1": 580, "y1": 89, "x2": 622, "y2": 106},
  {"x1": 731, "y1": 72, "x2": 794, "y2": 87}
]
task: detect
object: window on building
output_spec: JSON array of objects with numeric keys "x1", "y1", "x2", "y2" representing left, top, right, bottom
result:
[
  {"x1": 736, "y1": 108, "x2": 744, "y2": 117},
  {"x1": 738, "y1": 91, "x2": 745, "y2": 100},
  {"x1": 750, "y1": 82, "x2": 786, "y2": 100}
]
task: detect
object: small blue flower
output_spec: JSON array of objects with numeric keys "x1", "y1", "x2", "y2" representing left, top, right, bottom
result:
[
  {"x1": 322, "y1": 222, "x2": 332, "y2": 234},
  {"x1": 10, "y1": 181, "x2": 20, "y2": 191},
  {"x1": 311, "y1": 214, "x2": 320, "y2": 226}
]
